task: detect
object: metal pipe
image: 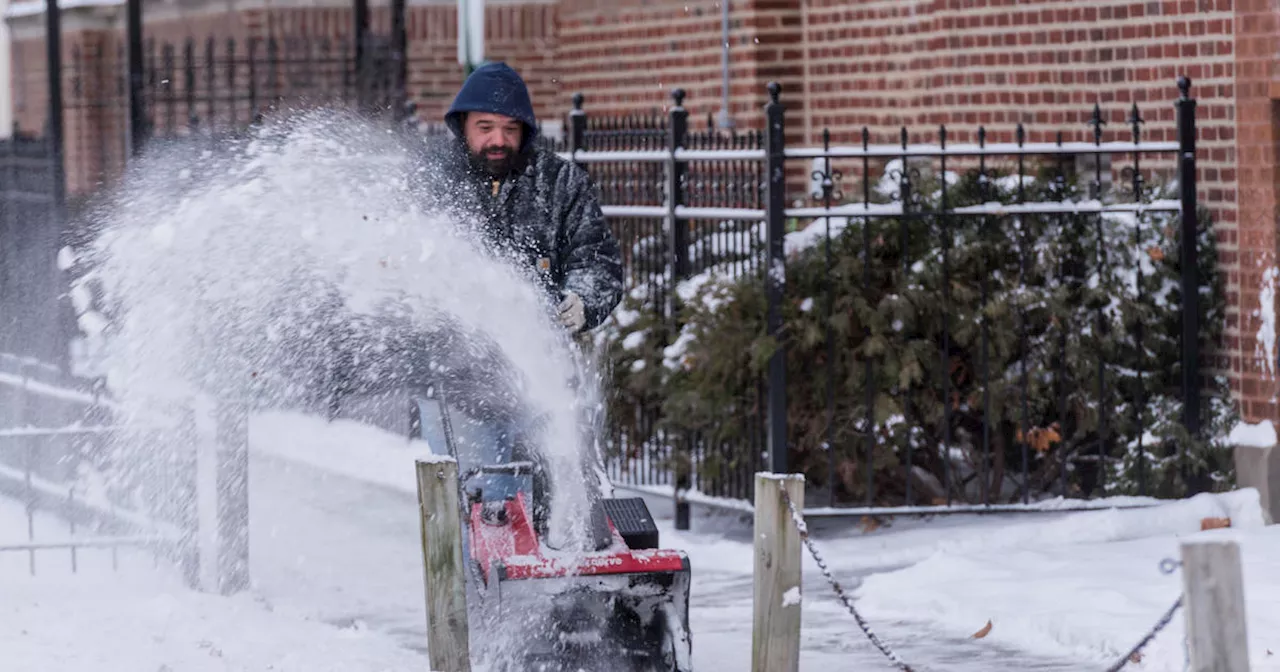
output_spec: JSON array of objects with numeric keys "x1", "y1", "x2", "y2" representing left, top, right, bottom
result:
[
  {"x1": 44, "y1": 0, "x2": 64, "y2": 209},
  {"x1": 127, "y1": 0, "x2": 144, "y2": 155}
]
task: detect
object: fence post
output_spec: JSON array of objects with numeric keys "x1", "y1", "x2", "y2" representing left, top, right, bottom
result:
[
  {"x1": 215, "y1": 400, "x2": 250, "y2": 595},
  {"x1": 416, "y1": 457, "x2": 471, "y2": 672},
  {"x1": 353, "y1": 0, "x2": 370, "y2": 109},
  {"x1": 127, "y1": 0, "x2": 146, "y2": 155},
  {"x1": 667, "y1": 89, "x2": 692, "y2": 531},
  {"x1": 1176, "y1": 76, "x2": 1203, "y2": 494},
  {"x1": 763, "y1": 82, "x2": 788, "y2": 474},
  {"x1": 389, "y1": 0, "x2": 407, "y2": 121},
  {"x1": 18, "y1": 363, "x2": 36, "y2": 576},
  {"x1": 44, "y1": 0, "x2": 65, "y2": 214},
  {"x1": 1181, "y1": 539, "x2": 1250, "y2": 672},
  {"x1": 752, "y1": 472, "x2": 803, "y2": 672},
  {"x1": 569, "y1": 92, "x2": 587, "y2": 165},
  {"x1": 177, "y1": 404, "x2": 201, "y2": 589}
]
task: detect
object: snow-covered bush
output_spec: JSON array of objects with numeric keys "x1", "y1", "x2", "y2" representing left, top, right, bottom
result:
[{"x1": 598, "y1": 160, "x2": 1235, "y2": 505}]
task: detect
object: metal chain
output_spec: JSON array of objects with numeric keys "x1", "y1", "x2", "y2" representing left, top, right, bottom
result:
[
  {"x1": 779, "y1": 489, "x2": 1188, "y2": 672},
  {"x1": 1102, "y1": 596, "x2": 1183, "y2": 672},
  {"x1": 1104, "y1": 558, "x2": 1185, "y2": 672},
  {"x1": 778, "y1": 487, "x2": 1188, "y2": 672},
  {"x1": 778, "y1": 488, "x2": 915, "y2": 672}
]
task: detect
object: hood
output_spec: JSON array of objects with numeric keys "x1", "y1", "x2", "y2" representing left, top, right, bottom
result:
[{"x1": 444, "y1": 62, "x2": 539, "y2": 153}]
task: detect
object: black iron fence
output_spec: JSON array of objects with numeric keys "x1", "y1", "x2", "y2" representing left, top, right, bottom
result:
[
  {"x1": 554, "y1": 79, "x2": 1220, "y2": 517},
  {"x1": 62, "y1": 35, "x2": 407, "y2": 198},
  {"x1": 43, "y1": 31, "x2": 1220, "y2": 516}
]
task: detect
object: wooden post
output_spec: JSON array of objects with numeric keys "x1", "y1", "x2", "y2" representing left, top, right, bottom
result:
[
  {"x1": 215, "y1": 400, "x2": 250, "y2": 595},
  {"x1": 416, "y1": 458, "x2": 471, "y2": 672},
  {"x1": 176, "y1": 404, "x2": 201, "y2": 589},
  {"x1": 752, "y1": 472, "x2": 804, "y2": 672},
  {"x1": 1181, "y1": 539, "x2": 1250, "y2": 672}
]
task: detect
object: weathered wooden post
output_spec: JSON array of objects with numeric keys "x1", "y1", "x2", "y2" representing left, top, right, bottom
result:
[
  {"x1": 752, "y1": 472, "x2": 804, "y2": 672},
  {"x1": 416, "y1": 457, "x2": 471, "y2": 672},
  {"x1": 175, "y1": 404, "x2": 201, "y2": 589},
  {"x1": 1182, "y1": 539, "x2": 1251, "y2": 672},
  {"x1": 190, "y1": 396, "x2": 250, "y2": 595},
  {"x1": 215, "y1": 400, "x2": 250, "y2": 595}
]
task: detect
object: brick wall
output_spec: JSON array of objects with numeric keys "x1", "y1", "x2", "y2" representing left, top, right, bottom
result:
[
  {"x1": 8, "y1": 0, "x2": 1275, "y2": 423},
  {"x1": 556, "y1": 0, "x2": 803, "y2": 129},
  {"x1": 789, "y1": 0, "x2": 1247, "y2": 416},
  {"x1": 554, "y1": 0, "x2": 1257, "y2": 419},
  {"x1": 1232, "y1": 0, "x2": 1280, "y2": 422},
  {"x1": 402, "y1": 2, "x2": 560, "y2": 127},
  {"x1": 9, "y1": 1, "x2": 560, "y2": 194}
]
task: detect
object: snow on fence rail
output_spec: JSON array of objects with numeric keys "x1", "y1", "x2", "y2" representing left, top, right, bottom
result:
[
  {"x1": 0, "y1": 361, "x2": 183, "y2": 576},
  {"x1": 0, "y1": 358, "x2": 249, "y2": 595},
  {"x1": 555, "y1": 140, "x2": 1184, "y2": 166},
  {"x1": 561, "y1": 77, "x2": 1208, "y2": 526}
]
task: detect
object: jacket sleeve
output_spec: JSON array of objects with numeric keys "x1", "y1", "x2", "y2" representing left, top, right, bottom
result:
[{"x1": 558, "y1": 167, "x2": 624, "y2": 332}]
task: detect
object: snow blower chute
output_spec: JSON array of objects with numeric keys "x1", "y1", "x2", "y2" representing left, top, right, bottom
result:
[{"x1": 410, "y1": 381, "x2": 692, "y2": 672}]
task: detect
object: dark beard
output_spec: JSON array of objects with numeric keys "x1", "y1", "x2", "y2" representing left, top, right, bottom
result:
[{"x1": 468, "y1": 145, "x2": 527, "y2": 177}]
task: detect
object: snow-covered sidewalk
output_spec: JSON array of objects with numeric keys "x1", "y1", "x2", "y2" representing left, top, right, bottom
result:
[
  {"x1": 248, "y1": 410, "x2": 1279, "y2": 671},
  {"x1": 4, "y1": 409, "x2": 1276, "y2": 671}
]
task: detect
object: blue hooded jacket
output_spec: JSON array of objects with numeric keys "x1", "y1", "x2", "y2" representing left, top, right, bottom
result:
[
  {"x1": 444, "y1": 62, "x2": 539, "y2": 153},
  {"x1": 415, "y1": 62, "x2": 622, "y2": 333}
]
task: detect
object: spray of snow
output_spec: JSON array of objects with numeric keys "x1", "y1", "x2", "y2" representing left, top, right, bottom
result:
[{"x1": 68, "y1": 110, "x2": 604, "y2": 662}]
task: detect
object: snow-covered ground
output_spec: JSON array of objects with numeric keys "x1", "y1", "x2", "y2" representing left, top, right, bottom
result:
[
  {"x1": 2, "y1": 409, "x2": 1277, "y2": 671},
  {"x1": 0, "y1": 494, "x2": 426, "y2": 671}
]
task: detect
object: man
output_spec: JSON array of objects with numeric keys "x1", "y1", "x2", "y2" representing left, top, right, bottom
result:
[
  {"x1": 401, "y1": 63, "x2": 622, "y2": 514},
  {"x1": 411, "y1": 62, "x2": 623, "y2": 335}
]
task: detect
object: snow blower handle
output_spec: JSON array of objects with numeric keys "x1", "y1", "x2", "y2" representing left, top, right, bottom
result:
[{"x1": 459, "y1": 460, "x2": 536, "y2": 484}]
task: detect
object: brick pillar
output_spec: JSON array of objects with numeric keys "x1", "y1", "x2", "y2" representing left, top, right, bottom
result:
[
  {"x1": 8, "y1": 12, "x2": 124, "y2": 199},
  {"x1": 1232, "y1": 4, "x2": 1280, "y2": 424}
]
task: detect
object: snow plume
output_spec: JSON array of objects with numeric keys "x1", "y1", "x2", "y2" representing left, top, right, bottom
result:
[{"x1": 70, "y1": 108, "x2": 603, "y2": 639}]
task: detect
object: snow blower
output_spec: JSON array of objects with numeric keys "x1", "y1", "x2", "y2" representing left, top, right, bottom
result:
[{"x1": 409, "y1": 381, "x2": 693, "y2": 672}]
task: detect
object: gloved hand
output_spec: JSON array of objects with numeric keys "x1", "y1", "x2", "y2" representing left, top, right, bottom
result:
[{"x1": 558, "y1": 292, "x2": 586, "y2": 333}]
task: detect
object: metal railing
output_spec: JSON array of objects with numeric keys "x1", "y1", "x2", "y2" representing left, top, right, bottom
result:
[
  {"x1": 0, "y1": 359, "x2": 184, "y2": 576},
  {"x1": 559, "y1": 78, "x2": 1211, "y2": 520}
]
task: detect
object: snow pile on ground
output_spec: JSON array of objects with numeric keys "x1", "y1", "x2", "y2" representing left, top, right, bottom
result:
[
  {"x1": 251, "y1": 410, "x2": 434, "y2": 494},
  {"x1": 834, "y1": 488, "x2": 1267, "y2": 572},
  {"x1": 6, "y1": 407, "x2": 1277, "y2": 671},
  {"x1": 0, "y1": 491, "x2": 429, "y2": 672},
  {"x1": 856, "y1": 525, "x2": 1280, "y2": 671},
  {"x1": 1, "y1": 569, "x2": 428, "y2": 671},
  {"x1": 247, "y1": 409, "x2": 1279, "y2": 671}
]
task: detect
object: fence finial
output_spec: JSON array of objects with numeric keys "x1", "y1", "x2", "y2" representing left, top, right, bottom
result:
[
  {"x1": 767, "y1": 81, "x2": 781, "y2": 104},
  {"x1": 1089, "y1": 103, "x2": 1106, "y2": 144},
  {"x1": 1178, "y1": 76, "x2": 1192, "y2": 99},
  {"x1": 573, "y1": 92, "x2": 584, "y2": 110},
  {"x1": 672, "y1": 88, "x2": 687, "y2": 108},
  {"x1": 1128, "y1": 102, "x2": 1145, "y2": 142}
]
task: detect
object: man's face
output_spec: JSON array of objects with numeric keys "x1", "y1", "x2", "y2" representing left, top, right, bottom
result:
[{"x1": 463, "y1": 112, "x2": 524, "y2": 176}]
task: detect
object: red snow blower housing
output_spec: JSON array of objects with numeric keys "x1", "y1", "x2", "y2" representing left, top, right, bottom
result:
[{"x1": 410, "y1": 382, "x2": 693, "y2": 672}]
